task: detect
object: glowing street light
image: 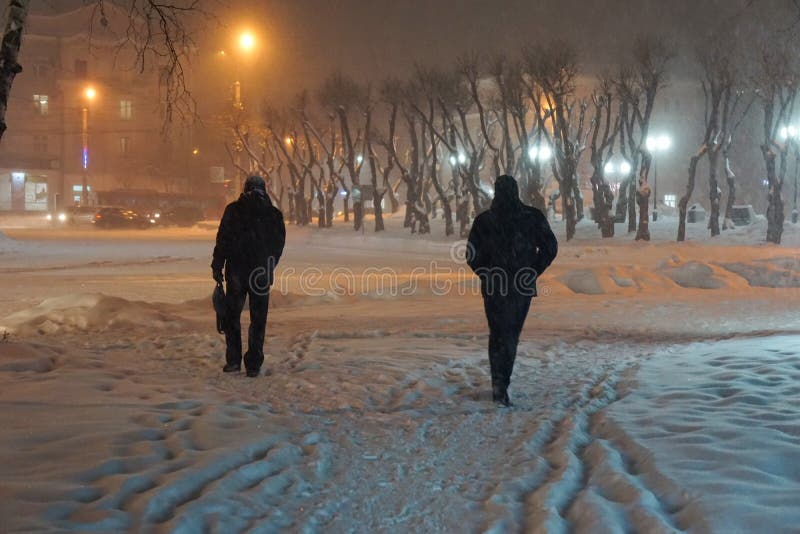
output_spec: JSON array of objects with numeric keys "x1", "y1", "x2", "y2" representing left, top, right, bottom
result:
[
  {"x1": 779, "y1": 124, "x2": 799, "y2": 140},
  {"x1": 528, "y1": 144, "x2": 552, "y2": 162},
  {"x1": 239, "y1": 32, "x2": 256, "y2": 52},
  {"x1": 538, "y1": 145, "x2": 552, "y2": 161},
  {"x1": 84, "y1": 86, "x2": 96, "y2": 101},
  {"x1": 646, "y1": 133, "x2": 672, "y2": 221}
]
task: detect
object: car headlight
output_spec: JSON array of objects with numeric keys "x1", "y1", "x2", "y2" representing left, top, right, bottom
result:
[
  {"x1": 46, "y1": 213, "x2": 53, "y2": 221},
  {"x1": 154, "y1": 213, "x2": 160, "y2": 218},
  {"x1": 150, "y1": 219, "x2": 156, "y2": 224},
  {"x1": 57, "y1": 213, "x2": 67, "y2": 222}
]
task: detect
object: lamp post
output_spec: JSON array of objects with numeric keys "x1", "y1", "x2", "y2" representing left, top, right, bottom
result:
[
  {"x1": 222, "y1": 31, "x2": 257, "y2": 195},
  {"x1": 233, "y1": 31, "x2": 256, "y2": 110},
  {"x1": 81, "y1": 86, "x2": 96, "y2": 206},
  {"x1": 646, "y1": 134, "x2": 671, "y2": 221}
]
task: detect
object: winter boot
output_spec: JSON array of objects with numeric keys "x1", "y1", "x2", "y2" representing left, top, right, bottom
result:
[
  {"x1": 492, "y1": 383, "x2": 511, "y2": 407},
  {"x1": 223, "y1": 364, "x2": 241, "y2": 373}
]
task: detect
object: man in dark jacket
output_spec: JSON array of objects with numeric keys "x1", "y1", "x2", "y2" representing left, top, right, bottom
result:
[
  {"x1": 467, "y1": 175, "x2": 558, "y2": 406},
  {"x1": 212, "y1": 175, "x2": 286, "y2": 377}
]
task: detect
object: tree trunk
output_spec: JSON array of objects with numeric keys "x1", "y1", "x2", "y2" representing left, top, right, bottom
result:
[
  {"x1": 635, "y1": 156, "x2": 651, "y2": 241},
  {"x1": 373, "y1": 190, "x2": 385, "y2": 232},
  {"x1": 708, "y1": 149, "x2": 721, "y2": 236},
  {"x1": 572, "y1": 176, "x2": 584, "y2": 222},
  {"x1": 316, "y1": 191, "x2": 325, "y2": 228},
  {"x1": 722, "y1": 152, "x2": 736, "y2": 230},
  {"x1": 615, "y1": 177, "x2": 629, "y2": 223},
  {"x1": 342, "y1": 195, "x2": 350, "y2": 223},
  {"x1": 560, "y1": 182, "x2": 578, "y2": 241},
  {"x1": 325, "y1": 188, "x2": 336, "y2": 227},
  {"x1": 677, "y1": 148, "x2": 704, "y2": 242},
  {"x1": 763, "y1": 146, "x2": 784, "y2": 244},
  {"x1": 0, "y1": 0, "x2": 30, "y2": 143},
  {"x1": 627, "y1": 177, "x2": 637, "y2": 233},
  {"x1": 591, "y1": 169, "x2": 615, "y2": 238}
]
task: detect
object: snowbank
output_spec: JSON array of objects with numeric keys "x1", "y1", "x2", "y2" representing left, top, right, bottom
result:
[
  {"x1": 608, "y1": 336, "x2": 800, "y2": 533},
  {"x1": 0, "y1": 294, "x2": 190, "y2": 335}
]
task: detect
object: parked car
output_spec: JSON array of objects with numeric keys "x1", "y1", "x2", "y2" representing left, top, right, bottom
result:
[
  {"x1": 92, "y1": 207, "x2": 152, "y2": 229},
  {"x1": 148, "y1": 206, "x2": 204, "y2": 227},
  {"x1": 67, "y1": 205, "x2": 100, "y2": 226}
]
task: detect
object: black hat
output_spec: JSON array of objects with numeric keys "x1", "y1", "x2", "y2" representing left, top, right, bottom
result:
[{"x1": 243, "y1": 175, "x2": 267, "y2": 193}]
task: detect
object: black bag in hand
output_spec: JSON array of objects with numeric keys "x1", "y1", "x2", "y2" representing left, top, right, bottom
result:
[{"x1": 213, "y1": 282, "x2": 226, "y2": 334}]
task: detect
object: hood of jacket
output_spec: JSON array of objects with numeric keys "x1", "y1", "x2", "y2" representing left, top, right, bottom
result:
[{"x1": 491, "y1": 174, "x2": 523, "y2": 213}]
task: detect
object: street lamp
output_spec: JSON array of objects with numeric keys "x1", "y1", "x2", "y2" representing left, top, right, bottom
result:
[
  {"x1": 81, "y1": 86, "x2": 97, "y2": 205},
  {"x1": 449, "y1": 152, "x2": 467, "y2": 166},
  {"x1": 604, "y1": 158, "x2": 632, "y2": 193},
  {"x1": 646, "y1": 133, "x2": 671, "y2": 221},
  {"x1": 232, "y1": 31, "x2": 257, "y2": 110},
  {"x1": 528, "y1": 144, "x2": 552, "y2": 162},
  {"x1": 239, "y1": 32, "x2": 255, "y2": 52}
]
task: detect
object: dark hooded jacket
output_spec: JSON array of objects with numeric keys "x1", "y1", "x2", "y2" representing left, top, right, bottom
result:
[
  {"x1": 466, "y1": 175, "x2": 558, "y2": 296},
  {"x1": 212, "y1": 190, "x2": 286, "y2": 285}
]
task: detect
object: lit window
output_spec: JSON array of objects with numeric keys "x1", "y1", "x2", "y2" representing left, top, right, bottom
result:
[
  {"x1": 664, "y1": 194, "x2": 677, "y2": 208},
  {"x1": 120, "y1": 136, "x2": 130, "y2": 155},
  {"x1": 33, "y1": 134, "x2": 48, "y2": 153},
  {"x1": 120, "y1": 100, "x2": 132, "y2": 120},
  {"x1": 33, "y1": 94, "x2": 48, "y2": 115}
]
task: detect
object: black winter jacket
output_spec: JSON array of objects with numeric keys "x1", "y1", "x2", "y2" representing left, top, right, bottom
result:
[
  {"x1": 211, "y1": 191, "x2": 286, "y2": 284},
  {"x1": 467, "y1": 176, "x2": 558, "y2": 296}
]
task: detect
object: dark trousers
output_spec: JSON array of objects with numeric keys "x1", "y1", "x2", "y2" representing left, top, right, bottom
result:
[
  {"x1": 483, "y1": 291, "x2": 532, "y2": 391},
  {"x1": 224, "y1": 269, "x2": 270, "y2": 371}
]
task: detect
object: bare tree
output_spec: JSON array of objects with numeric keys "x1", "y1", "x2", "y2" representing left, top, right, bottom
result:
[
  {"x1": 587, "y1": 79, "x2": 620, "y2": 238},
  {"x1": 319, "y1": 73, "x2": 367, "y2": 231},
  {"x1": 0, "y1": 0, "x2": 29, "y2": 142},
  {"x1": 615, "y1": 35, "x2": 674, "y2": 241},
  {"x1": 753, "y1": 38, "x2": 799, "y2": 244},
  {"x1": 88, "y1": 0, "x2": 211, "y2": 126},
  {"x1": 526, "y1": 40, "x2": 588, "y2": 241},
  {"x1": 679, "y1": 31, "x2": 754, "y2": 241}
]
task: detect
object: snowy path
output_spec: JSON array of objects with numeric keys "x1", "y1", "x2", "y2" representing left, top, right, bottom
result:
[{"x1": 1, "y1": 326, "x2": 706, "y2": 533}]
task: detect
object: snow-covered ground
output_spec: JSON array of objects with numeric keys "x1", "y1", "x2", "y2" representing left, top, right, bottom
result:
[{"x1": 0, "y1": 213, "x2": 798, "y2": 532}]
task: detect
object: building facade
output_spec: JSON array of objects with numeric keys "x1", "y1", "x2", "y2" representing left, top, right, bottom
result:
[{"x1": 0, "y1": 5, "x2": 168, "y2": 212}]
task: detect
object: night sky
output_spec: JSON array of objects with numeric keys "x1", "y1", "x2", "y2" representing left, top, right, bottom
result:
[{"x1": 35, "y1": 0, "x2": 784, "y2": 104}]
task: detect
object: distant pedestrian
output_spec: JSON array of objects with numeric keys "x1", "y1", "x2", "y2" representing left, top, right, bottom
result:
[
  {"x1": 212, "y1": 175, "x2": 285, "y2": 377},
  {"x1": 467, "y1": 175, "x2": 558, "y2": 406}
]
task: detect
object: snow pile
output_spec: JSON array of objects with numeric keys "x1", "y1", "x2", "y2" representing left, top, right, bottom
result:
[
  {"x1": 658, "y1": 260, "x2": 727, "y2": 289},
  {"x1": 0, "y1": 293, "x2": 190, "y2": 335},
  {"x1": 719, "y1": 257, "x2": 800, "y2": 288},
  {"x1": 558, "y1": 269, "x2": 606, "y2": 295},
  {"x1": 0, "y1": 230, "x2": 20, "y2": 254},
  {"x1": 608, "y1": 336, "x2": 800, "y2": 533}
]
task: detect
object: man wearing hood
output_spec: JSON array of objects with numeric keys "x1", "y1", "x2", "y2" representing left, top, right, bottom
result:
[
  {"x1": 467, "y1": 175, "x2": 558, "y2": 406},
  {"x1": 212, "y1": 176, "x2": 286, "y2": 377}
]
